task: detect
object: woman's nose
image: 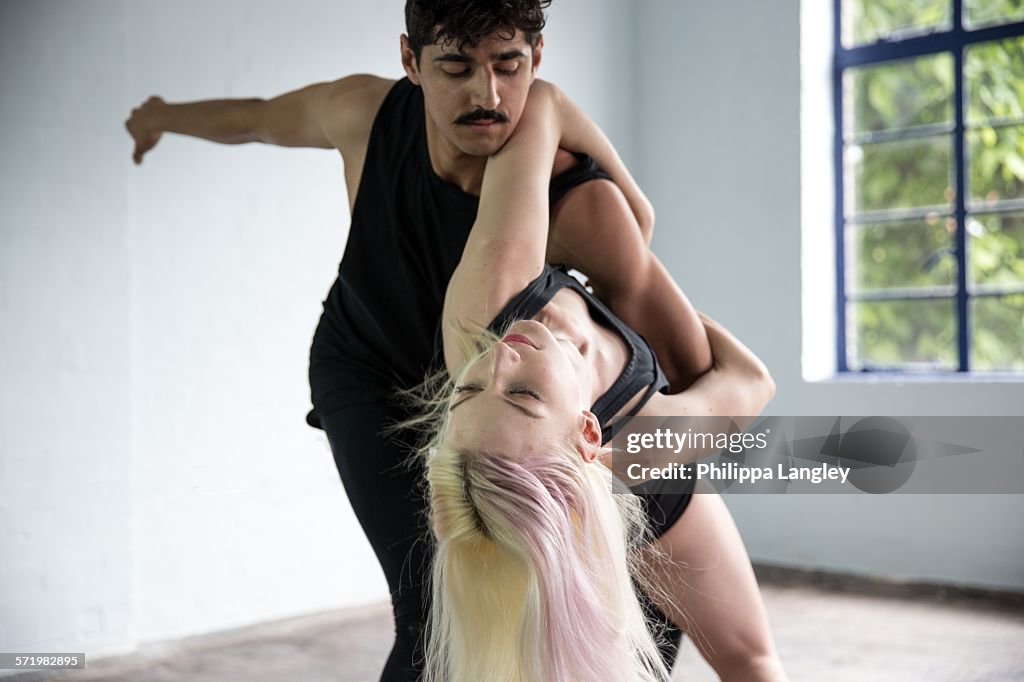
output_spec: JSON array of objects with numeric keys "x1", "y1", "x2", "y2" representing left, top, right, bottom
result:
[{"x1": 488, "y1": 341, "x2": 520, "y2": 379}]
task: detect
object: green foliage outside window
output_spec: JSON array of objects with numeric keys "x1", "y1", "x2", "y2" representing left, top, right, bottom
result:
[{"x1": 842, "y1": 3, "x2": 1024, "y2": 371}]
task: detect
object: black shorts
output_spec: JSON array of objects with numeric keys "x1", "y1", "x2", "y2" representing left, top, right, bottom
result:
[{"x1": 633, "y1": 479, "x2": 696, "y2": 540}]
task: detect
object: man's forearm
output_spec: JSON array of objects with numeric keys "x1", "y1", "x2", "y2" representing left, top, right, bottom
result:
[
  {"x1": 604, "y1": 254, "x2": 714, "y2": 392},
  {"x1": 149, "y1": 98, "x2": 264, "y2": 144},
  {"x1": 548, "y1": 179, "x2": 713, "y2": 391}
]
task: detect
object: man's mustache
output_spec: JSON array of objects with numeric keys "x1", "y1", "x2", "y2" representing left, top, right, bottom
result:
[{"x1": 455, "y1": 109, "x2": 509, "y2": 125}]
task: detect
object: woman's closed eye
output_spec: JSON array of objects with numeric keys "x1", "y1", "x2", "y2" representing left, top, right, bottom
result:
[
  {"x1": 452, "y1": 383, "x2": 542, "y2": 403},
  {"x1": 508, "y1": 385, "x2": 542, "y2": 401}
]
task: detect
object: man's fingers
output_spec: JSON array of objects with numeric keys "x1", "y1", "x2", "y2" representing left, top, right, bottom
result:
[
  {"x1": 129, "y1": 127, "x2": 145, "y2": 164},
  {"x1": 130, "y1": 131, "x2": 160, "y2": 165},
  {"x1": 126, "y1": 118, "x2": 142, "y2": 163}
]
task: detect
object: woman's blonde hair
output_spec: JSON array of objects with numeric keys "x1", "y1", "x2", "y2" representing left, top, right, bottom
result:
[{"x1": 399, "y1": 331, "x2": 676, "y2": 682}]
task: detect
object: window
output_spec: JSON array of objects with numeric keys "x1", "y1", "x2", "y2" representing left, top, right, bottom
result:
[{"x1": 835, "y1": 0, "x2": 1024, "y2": 372}]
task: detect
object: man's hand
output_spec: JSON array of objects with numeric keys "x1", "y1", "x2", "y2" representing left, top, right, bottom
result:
[{"x1": 125, "y1": 96, "x2": 166, "y2": 165}]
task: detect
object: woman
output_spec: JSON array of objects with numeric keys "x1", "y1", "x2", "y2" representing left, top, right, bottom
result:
[{"x1": 417, "y1": 82, "x2": 788, "y2": 681}]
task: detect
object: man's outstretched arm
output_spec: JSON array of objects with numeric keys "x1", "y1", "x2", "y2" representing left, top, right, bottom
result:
[{"x1": 124, "y1": 74, "x2": 394, "y2": 164}]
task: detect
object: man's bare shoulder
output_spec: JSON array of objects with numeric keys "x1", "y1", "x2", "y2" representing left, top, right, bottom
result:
[
  {"x1": 320, "y1": 75, "x2": 397, "y2": 150},
  {"x1": 324, "y1": 74, "x2": 396, "y2": 104}
]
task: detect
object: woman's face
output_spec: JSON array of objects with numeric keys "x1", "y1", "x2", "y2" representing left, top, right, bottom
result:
[{"x1": 445, "y1": 319, "x2": 595, "y2": 457}]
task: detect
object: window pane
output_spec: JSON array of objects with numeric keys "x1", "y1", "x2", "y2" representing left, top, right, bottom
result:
[
  {"x1": 847, "y1": 299, "x2": 957, "y2": 369},
  {"x1": 847, "y1": 218, "x2": 957, "y2": 291},
  {"x1": 846, "y1": 135, "x2": 954, "y2": 215},
  {"x1": 965, "y1": 36, "x2": 1024, "y2": 126},
  {"x1": 843, "y1": 0, "x2": 952, "y2": 48},
  {"x1": 845, "y1": 54, "x2": 954, "y2": 137},
  {"x1": 971, "y1": 295, "x2": 1024, "y2": 370},
  {"x1": 968, "y1": 212, "x2": 1024, "y2": 287},
  {"x1": 964, "y1": 0, "x2": 1024, "y2": 30},
  {"x1": 967, "y1": 124, "x2": 1024, "y2": 207}
]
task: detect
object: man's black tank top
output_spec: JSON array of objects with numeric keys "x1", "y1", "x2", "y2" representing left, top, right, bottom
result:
[
  {"x1": 487, "y1": 264, "x2": 670, "y2": 445},
  {"x1": 307, "y1": 78, "x2": 609, "y2": 428}
]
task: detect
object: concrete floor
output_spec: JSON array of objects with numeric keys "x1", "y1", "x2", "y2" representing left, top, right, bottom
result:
[{"x1": 10, "y1": 575, "x2": 1024, "y2": 682}]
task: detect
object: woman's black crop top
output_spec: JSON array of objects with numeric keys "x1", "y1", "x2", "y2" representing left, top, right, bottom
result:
[{"x1": 488, "y1": 264, "x2": 669, "y2": 444}]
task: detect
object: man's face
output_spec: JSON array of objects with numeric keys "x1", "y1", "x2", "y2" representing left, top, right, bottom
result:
[{"x1": 402, "y1": 29, "x2": 542, "y2": 158}]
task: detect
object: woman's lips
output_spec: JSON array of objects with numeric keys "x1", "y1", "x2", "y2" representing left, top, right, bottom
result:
[{"x1": 502, "y1": 333, "x2": 537, "y2": 349}]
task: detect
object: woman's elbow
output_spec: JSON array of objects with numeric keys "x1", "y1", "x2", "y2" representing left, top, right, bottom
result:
[
  {"x1": 725, "y1": 360, "x2": 774, "y2": 416},
  {"x1": 637, "y1": 200, "x2": 655, "y2": 246},
  {"x1": 750, "y1": 364, "x2": 776, "y2": 413}
]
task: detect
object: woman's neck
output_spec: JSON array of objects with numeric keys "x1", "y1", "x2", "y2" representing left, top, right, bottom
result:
[{"x1": 535, "y1": 289, "x2": 630, "y2": 406}]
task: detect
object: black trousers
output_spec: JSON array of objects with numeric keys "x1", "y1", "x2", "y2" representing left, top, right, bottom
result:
[{"x1": 320, "y1": 400, "x2": 682, "y2": 681}]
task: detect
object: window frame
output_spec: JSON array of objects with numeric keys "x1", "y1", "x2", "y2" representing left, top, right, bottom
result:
[{"x1": 833, "y1": 0, "x2": 1024, "y2": 373}]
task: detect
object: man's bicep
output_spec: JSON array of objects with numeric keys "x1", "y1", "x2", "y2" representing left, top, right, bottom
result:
[
  {"x1": 256, "y1": 74, "x2": 392, "y2": 152},
  {"x1": 608, "y1": 255, "x2": 713, "y2": 391},
  {"x1": 253, "y1": 82, "x2": 336, "y2": 148}
]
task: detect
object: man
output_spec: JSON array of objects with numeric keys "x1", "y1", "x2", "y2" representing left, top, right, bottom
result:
[{"x1": 125, "y1": 2, "x2": 709, "y2": 679}]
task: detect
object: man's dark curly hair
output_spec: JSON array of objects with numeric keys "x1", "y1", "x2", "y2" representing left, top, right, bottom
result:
[{"x1": 405, "y1": 0, "x2": 552, "y2": 61}]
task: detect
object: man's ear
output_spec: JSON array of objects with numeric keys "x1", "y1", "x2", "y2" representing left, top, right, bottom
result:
[
  {"x1": 577, "y1": 410, "x2": 602, "y2": 463},
  {"x1": 531, "y1": 34, "x2": 544, "y2": 75},
  {"x1": 400, "y1": 34, "x2": 422, "y2": 85}
]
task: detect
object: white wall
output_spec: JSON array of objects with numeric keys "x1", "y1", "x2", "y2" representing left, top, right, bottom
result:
[
  {"x1": 3, "y1": 0, "x2": 1021, "y2": 665},
  {"x1": 0, "y1": 0, "x2": 634, "y2": 661},
  {"x1": 634, "y1": 0, "x2": 1024, "y2": 590}
]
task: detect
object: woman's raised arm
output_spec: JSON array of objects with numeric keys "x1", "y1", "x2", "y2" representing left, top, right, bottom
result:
[{"x1": 441, "y1": 81, "x2": 564, "y2": 373}]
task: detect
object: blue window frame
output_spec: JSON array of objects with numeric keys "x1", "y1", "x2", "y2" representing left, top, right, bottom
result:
[{"x1": 834, "y1": 0, "x2": 1024, "y2": 373}]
